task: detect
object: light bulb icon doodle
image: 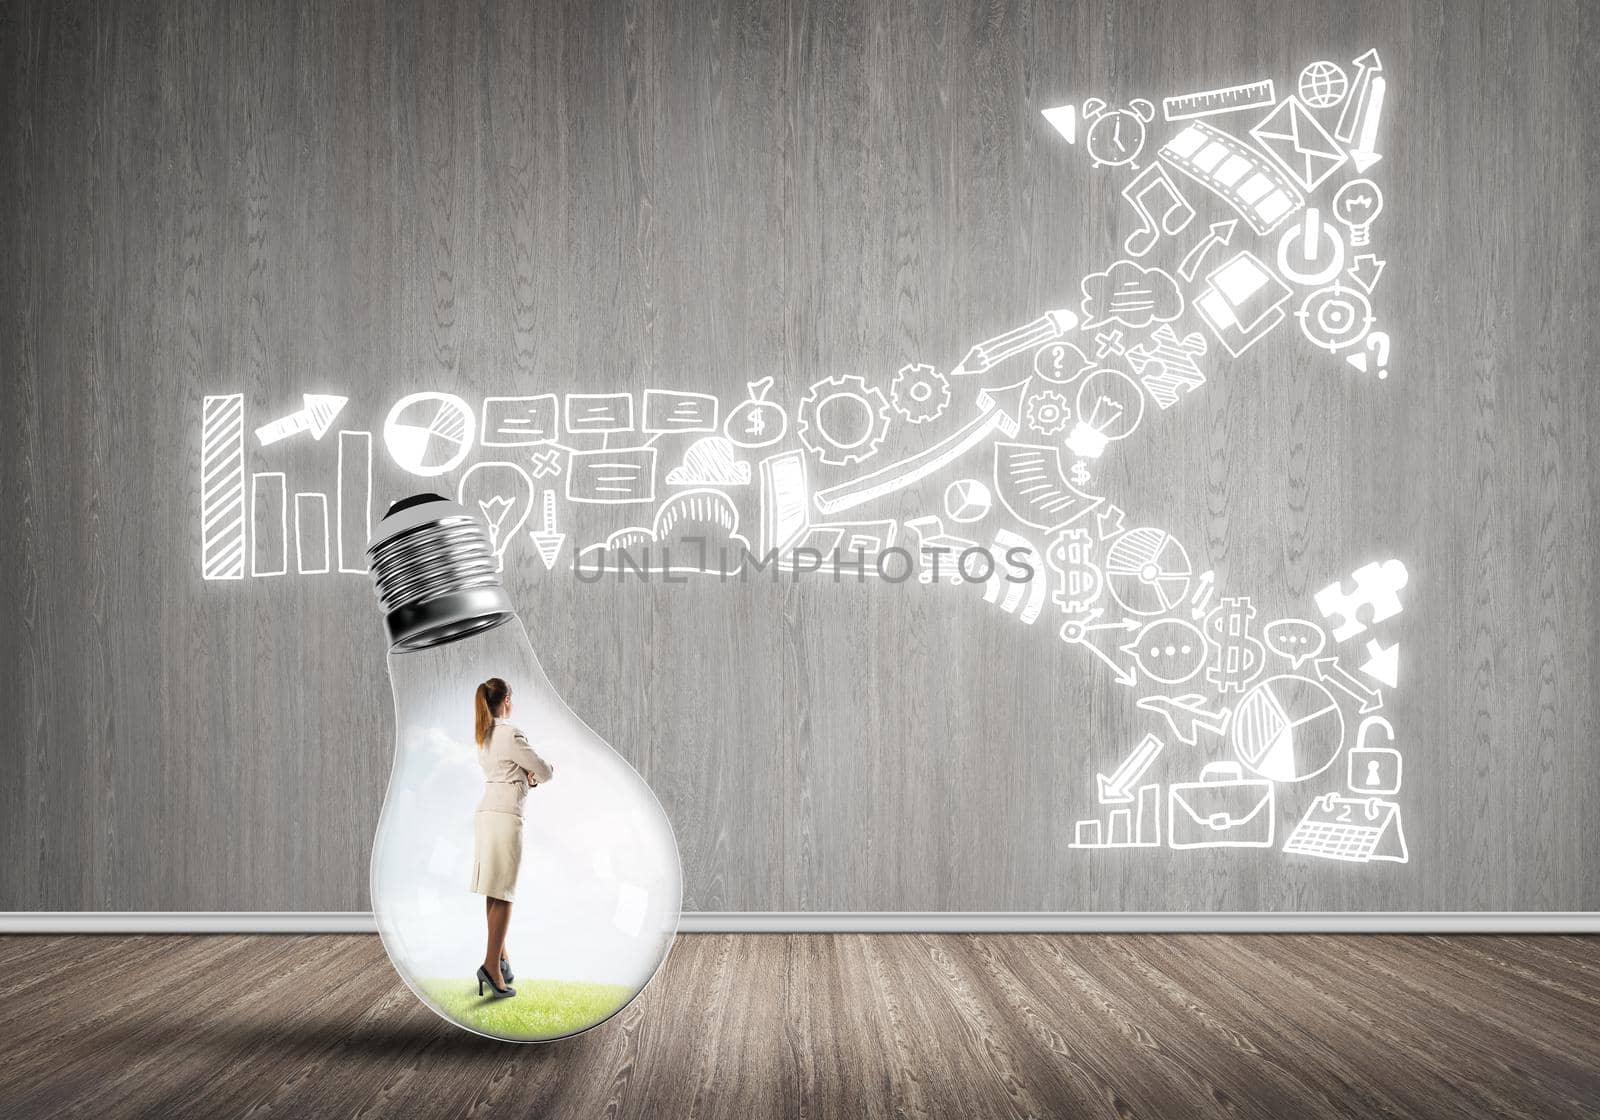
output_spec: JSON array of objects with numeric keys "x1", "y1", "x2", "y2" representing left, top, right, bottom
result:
[
  {"x1": 366, "y1": 495, "x2": 682, "y2": 1042},
  {"x1": 458, "y1": 461, "x2": 535, "y2": 573},
  {"x1": 1065, "y1": 367, "x2": 1146, "y2": 459},
  {"x1": 1332, "y1": 178, "x2": 1384, "y2": 247}
]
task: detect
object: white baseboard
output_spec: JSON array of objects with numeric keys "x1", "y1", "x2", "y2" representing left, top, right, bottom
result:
[{"x1": 1, "y1": 911, "x2": 1597, "y2": 934}]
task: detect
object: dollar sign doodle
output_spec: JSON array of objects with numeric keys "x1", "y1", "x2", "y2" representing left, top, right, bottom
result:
[
  {"x1": 1204, "y1": 596, "x2": 1266, "y2": 694},
  {"x1": 746, "y1": 409, "x2": 765, "y2": 437},
  {"x1": 1070, "y1": 459, "x2": 1091, "y2": 488},
  {"x1": 1046, "y1": 527, "x2": 1103, "y2": 615}
]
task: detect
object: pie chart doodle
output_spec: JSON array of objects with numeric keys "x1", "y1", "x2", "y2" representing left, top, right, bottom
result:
[
  {"x1": 384, "y1": 392, "x2": 476, "y2": 477},
  {"x1": 1232, "y1": 673, "x2": 1346, "y2": 782},
  {"x1": 1104, "y1": 527, "x2": 1191, "y2": 616}
]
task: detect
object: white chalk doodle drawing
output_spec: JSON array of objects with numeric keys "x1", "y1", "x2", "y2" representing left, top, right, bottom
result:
[
  {"x1": 1033, "y1": 339, "x2": 1095, "y2": 384},
  {"x1": 1284, "y1": 794, "x2": 1407, "y2": 863},
  {"x1": 952, "y1": 311, "x2": 1078, "y2": 376},
  {"x1": 944, "y1": 479, "x2": 991, "y2": 524},
  {"x1": 1313, "y1": 655, "x2": 1383, "y2": 715},
  {"x1": 383, "y1": 392, "x2": 475, "y2": 477},
  {"x1": 1025, "y1": 387, "x2": 1072, "y2": 437},
  {"x1": 1081, "y1": 260, "x2": 1183, "y2": 331},
  {"x1": 195, "y1": 46, "x2": 1409, "y2": 873},
  {"x1": 1315, "y1": 558, "x2": 1408, "y2": 642},
  {"x1": 725, "y1": 378, "x2": 788, "y2": 448},
  {"x1": 566, "y1": 447, "x2": 658, "y2": 505},
  {"x1": 1168, "y1": 763, "x2": 1275, "y2": 849},
  {"x1": 293, "y1": 492, "x2": 330, "y2": 576},
  {"x1": 201, "y1": 394, "x2": 247, "y2": 581},
  {"x1": 250, "y1": 472, "x2": 288, "y2": 578},
  {"x1": 1361, "y1": 638, "x2": 1400, "y2": 688},
  {"x1": 480, "y1": 395, "x2": 560, "y2": 447},
  {"x1": 564, "y1": 393, "x2": 635, "y2": 435},
  {"x1": 255, "y1": 393, "x2": 348, "y2": 446},
  {"x1": 813, "y1": 381, "x2": 1026, "y2": 515},
  {"x1": 1137, "y1": 694, "x2": 1231, "y2": 747},
  {"x1": 1160, "y1": 121, "x2": 1304, "y2": 236},
  {"x1": 1347, "y1": 715, "x2": 1402, "y2": 795},
  {"x1": 1039, "y1": 102, "x2": 1076, "y2": 144},
  {"x1": 1080, "y1": 98, "x2": 1156, "y2": 169},
  {"x1": 528, "y1": 489, "x2": 566, "y2": 572},
  {"x1": 1125, "y1": 326, "x2": 1207, "y2": 409},
  {"x1": 982, "y1": 529, "x2": 1047, "y2": 623},
  {"x1": 1263, "y1": 617, "x2": 1327, "y2": 670},
  {"x1": 1046, "y1": 527, "x2": 1104, "y2": 617},
  {"x1": 992, "y1": 442, "x2": 1103, "y2": 534},
  {"x1": 336, "y1": 431, "x2": 372, "y2": 575},
  {"x1": 666, "y1": 436, "x2": 751, "y2": 487},
  {"x1": 1072, "y1": 781, "x2": 1161, "y2": 849},
  {"x1": 1120, "y1": 162, "x2": 1195, "y2": 257},
  {"x1": 1204, "y1": 596, "x2": 1267, "y2": 695},
  {"x1": 1297, "y1": 282, "x2": 1375, "y2": 353},
  {"x1": 1120, "y1": 617, "x2": 1207, "y2": 686},
  {"x1": 1297, "y1": 61, "x2": 1348, "y2": 109},
  {"x1": 1346, "y1": 330, "x2": 1392, "y2": 379},
  {"x1": 458, "y1": 461, "x2": 535, "y2": 573},
  {"x1": 1233, "y1": 673, "x2": 1346, "y2": 783},
  {"x1": 1097, "y1": 734, "x2": 1165, "y2": 804},
  {"x1": 643, "y1": 389, "x2": 719, "y2": 435},
  {"x1": 1162, "y1": 79, "x2": 1276, "y2": 121},
  {"x1": 797, "y1": 374, "x2": 892, "y2": 466},
  {"x1": 1177, "y1": 219, "x2": 1239, "y2": 283},
  {"x1": 889, "y1": 363, "x2": 952, "y2": 424},
  {"x1": 1193, "y1": 249, "x2": 1294, "y2": 357},
  {"x1": 1336, "y1": 50, "x2": 1385, "y2": 170},
  {"x1": 1105, "y1": 527, "x2": 1191, "y2": 617},
  {"x1": 579, "y1": 489, "x2": 750, "y2": 577},
  {"x1": 1276, "y1": 208, "x2": 1347, "y2": 287},
  {"x1": 1250, "y1": 97, "x2": 1349, "y2": 193},
  {"x1": 1332, "y1": 179, "x2": 1383, "y2": 248}
]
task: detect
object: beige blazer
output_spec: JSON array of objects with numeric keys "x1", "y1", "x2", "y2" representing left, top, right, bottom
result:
[{"x1": 476, "y1": 719, "x2": 555, "y2": 816}]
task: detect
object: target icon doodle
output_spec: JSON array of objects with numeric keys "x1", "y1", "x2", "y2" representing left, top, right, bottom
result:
[{"x1": 1296, "y1": 283, "x2": 1375, "y2": 353}]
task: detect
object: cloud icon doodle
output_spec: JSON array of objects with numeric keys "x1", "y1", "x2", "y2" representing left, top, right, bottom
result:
[{"x1": 1080, "y1": 260, "x2": 1184, "y2": 330}]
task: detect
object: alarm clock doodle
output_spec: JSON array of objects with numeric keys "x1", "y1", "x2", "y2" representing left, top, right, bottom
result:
[{"x1": 1080, "y1": 98, "x2": 1158, "y2": 168}]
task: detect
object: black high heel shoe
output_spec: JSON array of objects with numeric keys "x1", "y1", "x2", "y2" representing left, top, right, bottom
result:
[
  {"x1": 499, "y1": 957, "x2": 514, "y2": 983},
  {"x1": 477, "y1": 965, "x2": 516, "y2": 998}
]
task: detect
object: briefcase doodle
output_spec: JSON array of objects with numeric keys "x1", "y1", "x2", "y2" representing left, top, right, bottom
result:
[
  {"x1": 1284, "y1": 794, "x2": 1409, "y2": 863},
  {"x1": 1167, "y1": 762, "x2": 1276, "y2": 849}
]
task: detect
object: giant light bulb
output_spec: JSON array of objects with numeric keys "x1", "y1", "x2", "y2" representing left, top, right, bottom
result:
[{"x1": 364, "y1": 493, "x2": 681, "y2": 1042}]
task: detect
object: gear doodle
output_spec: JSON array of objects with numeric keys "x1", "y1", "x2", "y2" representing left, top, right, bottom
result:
[
  {"x1": 797, "y1": 373, "x2": 893, "y2": 466},
  {"x1": 1026, "y1": 389, "x2": 1072, "y2": 437},
  {"x1": 889, "y1": 363, "x2": 951, "y2": 424}
]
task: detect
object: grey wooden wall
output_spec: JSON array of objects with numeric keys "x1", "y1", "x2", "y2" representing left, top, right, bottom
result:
[{"x1": 2, "y1": 0, "x2": 1596, "y2": 913}]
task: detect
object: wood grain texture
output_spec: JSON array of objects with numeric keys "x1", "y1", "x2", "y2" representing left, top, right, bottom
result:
[
  {"x1": 0, "y1": 0, "x2": 1597, "y2": 912},
  {"x1": 0, "y1": 933, "x2": 1597, "y2": 1118}
]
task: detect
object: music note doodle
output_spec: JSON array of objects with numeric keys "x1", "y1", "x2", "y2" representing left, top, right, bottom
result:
[{"x1": 1120, "y1": 163, "x2": 1196, "y2": 258}]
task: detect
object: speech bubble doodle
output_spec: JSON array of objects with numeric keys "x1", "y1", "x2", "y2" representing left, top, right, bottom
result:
[
  {"x1": 1263, "y1": 617, "x2": 1327, "y2": 670},
  {"x1": 1033, "y1": 340, "x2": 1095, "y2": 384},
  {"x1": 1080, "y1": 260, "x2": 1184, "y2": 330},
  {"x1": 1119, "y1": 617, "x2": 1207, "y2": 685}
]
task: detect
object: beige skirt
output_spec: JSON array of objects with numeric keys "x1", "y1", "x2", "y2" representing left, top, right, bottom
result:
[{"x1": 470, "y1": 811, "x2": 523, "y2": 901}]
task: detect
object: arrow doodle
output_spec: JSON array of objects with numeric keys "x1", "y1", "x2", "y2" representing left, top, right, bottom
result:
[{"x1": 1314, "y1": 655, "x2": 1384, "y2": 714}]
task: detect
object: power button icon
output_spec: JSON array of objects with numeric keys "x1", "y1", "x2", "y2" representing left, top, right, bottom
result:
[{"x1": 1276, "y1": 207, "x2": 1346, "y2": 286}]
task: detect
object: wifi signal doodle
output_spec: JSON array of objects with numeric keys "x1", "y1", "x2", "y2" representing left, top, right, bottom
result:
[
  {"x1": 1204, "y1": 596, "x2": 1267, "y2": 694},
  {"x1": 1046, "y1": 527, "x2": 1104, "y2": 616}
]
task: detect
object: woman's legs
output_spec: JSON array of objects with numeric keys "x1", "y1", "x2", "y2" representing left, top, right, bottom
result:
[{"x1": 483, "y1": 896, "x2": 513, "y2": 984}]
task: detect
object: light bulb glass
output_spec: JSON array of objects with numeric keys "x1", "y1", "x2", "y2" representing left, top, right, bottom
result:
[{"x1": 366, "y1": 495, "x2": 681, "y2": 1042}]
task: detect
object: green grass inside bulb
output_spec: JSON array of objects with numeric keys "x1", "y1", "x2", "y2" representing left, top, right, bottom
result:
[{"x1": 418, "y1": 977, "x2": 635, "y2": 1040}]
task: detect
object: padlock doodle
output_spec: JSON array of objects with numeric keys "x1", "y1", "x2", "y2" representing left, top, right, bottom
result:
[{"x1": 1204, "y1": 596, "x2": 1266, "y2": 694}]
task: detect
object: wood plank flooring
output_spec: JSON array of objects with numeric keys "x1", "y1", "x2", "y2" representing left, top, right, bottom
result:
[{"x1": 0, "y1": 934, "x2": 1596, "y2": 1118}]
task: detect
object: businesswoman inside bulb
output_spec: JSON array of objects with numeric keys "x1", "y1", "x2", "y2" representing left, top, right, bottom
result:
[{"x1": 470, "y1": 677, "x2": 554, "y2": 998}]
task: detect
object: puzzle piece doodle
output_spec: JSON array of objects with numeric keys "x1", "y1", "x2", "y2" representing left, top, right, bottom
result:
[
  {"x1": 1314, "y1": 559, "x2": 1408, "y2": 642},
  {"x1": 1124, "y1": 326, "x2": 1208, "y2": 409}
]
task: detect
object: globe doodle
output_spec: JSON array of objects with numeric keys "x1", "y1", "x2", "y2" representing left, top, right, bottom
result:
[{"x1": 1298, "y1": 60, "x2": 1348, "y2": 109}]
